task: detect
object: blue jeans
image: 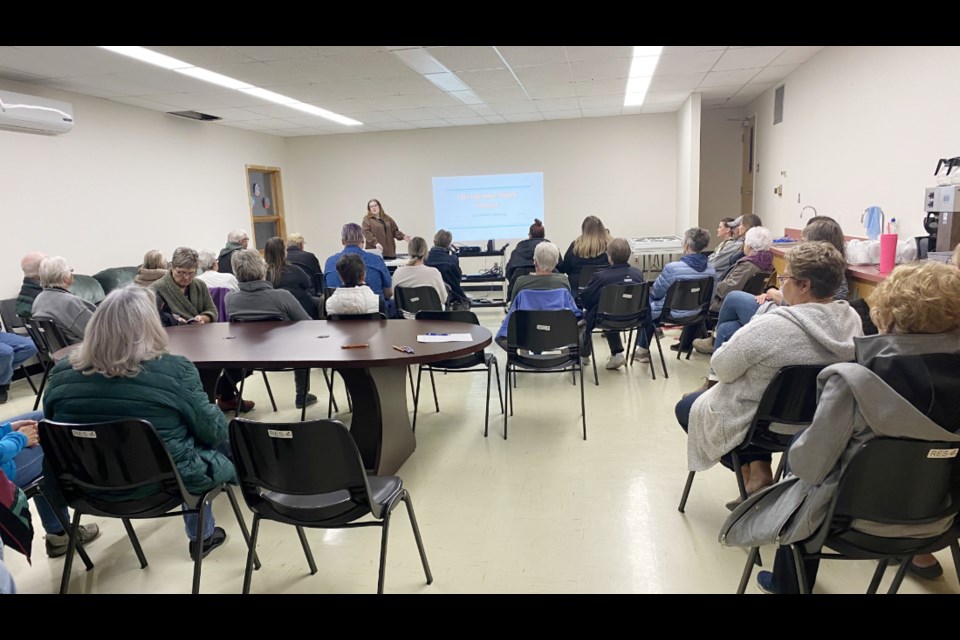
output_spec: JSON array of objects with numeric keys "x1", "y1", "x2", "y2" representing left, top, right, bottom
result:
[
  {"x1": 182, "y1": 437, "x2": 232, "y2": 542},
  {"x1": 0, "y1": 542, "x2": 15, "y2": 594},
  {"x1": 6, "y1": 410, "x2": 71, "y2": 535},
  {"x1": 0, "y1": 333, "x2": 37, "y2": 386},
  {"x1": 714, "y1": 291, "x2": 761, "y2": 353}
]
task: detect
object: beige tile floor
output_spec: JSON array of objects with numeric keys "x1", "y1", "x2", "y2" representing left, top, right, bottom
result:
[{"x1": 3, "y1": 309, "x2": 957, "y2": 594}]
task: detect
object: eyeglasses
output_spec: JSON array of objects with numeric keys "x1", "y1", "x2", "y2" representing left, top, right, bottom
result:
[
  {"x1": 777, "y1": 275, "x2": 798, "y2": 286},
  {"x1": 172, "y1": 268, "x2": 197, "y2": 278}
]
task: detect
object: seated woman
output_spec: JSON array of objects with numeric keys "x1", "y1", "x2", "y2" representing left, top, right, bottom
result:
[
  {"x1": 264, "y1": 237, "x2": 318, "y2": 319},
  {"x1": 133, "y1": 250, "x2": 168, "y2": 288},
  {"x1": 152, "y1": 247, "x2": 252, "y2": 413},
  {"x1": 424, "y1": 229, "x2": 470, "y2": 310},
  {"x1": 325, "y1": 254, "x2": 382, "y2": 316},
  {"x1": 713, "y1": 217, "x2": 738, "y2": 255},
  {"x1": 512, "y1": 242, "x2": 571, "y2": 298},
  {"x1": 723, "y1": 260, "x2": 960, "y2": 593},
  {"x1": 558, "y1": 215, "x2": 611, "y2": 291},
  {"x1": 676, "y1": 242, "x2": 862, "y2": 500},
  {"x1": 506, "y1": 218, "x2": 548, "y2": 297},
  {"x1": 690, "y1": 216, "x2": 850, "y2": 393},
  {"x1": 43, "y1": 285, "x2": 236, "y2": 560},
  {"x1": 0, "y1": 410, "x2": 101, "y2": 557},
  {"x1": 30, "y1": 256, "x2": 96, "y2": 344},
  {"x1": 226, "y1": 249, "x2": 317, "y2": 410},
  {"x1": 633, "y1": 228, "x2": 716, "y2": 363},
  {"x1": 391, "y1": 236, "x2": 448, "y2": 318}
]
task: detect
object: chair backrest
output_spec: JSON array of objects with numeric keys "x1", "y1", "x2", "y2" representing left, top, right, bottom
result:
[
  {"x1": 507, "y1": 310, "x2": 579, "y2": 355},
  {"x1": 660, "y1": 276, "x2": 713, "y2": 324},
  {"x1": 742, "y1": 364, "x2": 826, "y2": 451},
  {"x1": 229, "y1": 418, "x2": 378, "y2": 522},
  {"x1": 574, "y1": 265, "x2": 602, "y2": 293},
  {"x1": 38, "y1": 419, "x2": 190, "y2": 517},
  {"x1": 208, "y1": 287, "x2": 230, "y2": 323},
  {"x1": 742, "y1": 271, "x2": 774, "y2": 296},
  {"x1": 595, "y1": 282, "x2": 650, "y2": 330},
  {"x1": 36, "y1": 318, "x2": 74, "y2": 351},
  {"x1": 229, "y1": 314, "x2": 286, "y2": 323},
  {"x1": 91, "y1": 266, "x2": 138, "y2": 296},
  {"x1": 395, "y1": 286, "x2": 443, "y2": 316},
  {"x1": 18, "y1": 316, "x2": 51, "y2": 362},
  {"x1": 0, "y1": 298, "x2": 23, "y2": 332},
  {"x1": 327, "y1": 312, "x2": 387, "y2": 321},
  {"x1": 67, "y1": 274, "x2": 106, "y2": 306},
  {"x1": 414, "y1": 310, "x2": 480, "y2": 325}
]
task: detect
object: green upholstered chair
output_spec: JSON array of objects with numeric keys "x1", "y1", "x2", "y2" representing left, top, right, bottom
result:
[
  {"x1": 68, "y1": 275, "x2": 105, "y2": 306},
  {"x1": 92, "y1": 266, "x2": 138, "y2": 296}
]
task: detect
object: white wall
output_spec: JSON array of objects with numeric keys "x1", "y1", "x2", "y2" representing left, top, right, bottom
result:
[
  {"x1": 675, "y1": 93, "x2": 702, "y2": 234},
  {"x1": 747, "y1": 46, "x2": 960, "y2": 240},
  {"x1": 283, "y1": 114, "x2": 678, "y2": 266},
  {"x1": 0, "y1": 79, "x2": 285, "y2": 297},
  {"x1": 698, "y1": 107, "x2": 746, "y2": 245}
]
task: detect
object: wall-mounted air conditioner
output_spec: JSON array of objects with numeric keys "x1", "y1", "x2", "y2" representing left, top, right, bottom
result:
[{"x1": 0, "y1": 89, "x2": 74, "y2": 135}]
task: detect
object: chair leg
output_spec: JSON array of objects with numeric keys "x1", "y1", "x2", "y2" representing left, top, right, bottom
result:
[
  {"x1": 736, "y1": 547, "x2": 760, "y2": 594},
  {"x1": 123, "y1": 518, "x2": 148, "y2": 568},
  {"x1": 20, "y1": 365, "x2": 37, "y2": 394},
  {"x1": 887, "y1": 557, "x2": 911, "y2": 594},
  {"x1": 868, "y1": 559, "x2": 889, "y2": 594},
  {"x1": 413, "y1": 366, "x2": 423, "y2": 432},
  {"x1": 591, "y1": 334, "x2": 599, "y2": 386},
  {"x1": 951, "y1": 539, "x2": 960, "y2": 589},
  {"x1": 43, "y1": 491, "x2": 93, "y2": 571},
  {"x1": 502, "y1": 366, "x2": 510, "y2": 440},
  {"x1": 653, "y1": 330, "x2": 668, "y2": 379},
  {"x1": 484, "y1": 361, "x2": 492, "y2": 437},
  {"x1": 377, "y1": 512, "x2": 392, "y2": 595},
  {"x1": 407, "y1": 365, "x2": 415, "y2": 397},
  {"x1": 242, "y1": 515, "x2": 261, "y2": 595},
  {"x1": 732, "y1": 451, "x2": 748, "y2": 501},
  {"x1": 296, "y1": 526, "x2": 317, "y2": 575},
  {"x1": 773, "y1": 453, "x2": 788, "y2": 483},
  {"x1": 493, "y1": 358, "x2": 504, "y2": 413},
  {"x1": 322, "y1": 368, "x2": 339, "y2": 413},
  {"x1": 33, "y1": 361, "x2": 52, "y2": 411},
  {"x1": 261, "y1": 370, "x2": 278, "y2": 412},
  {"x1": 792, "y1": 545, "x2": 810, "y2": 594},
  {"x1": 192, "y1": 498, "x2": 210, "y2": 594},
  {"x1": 236, "y1": 368, "x2": 247, "y2": 418},
  {"x1": 59, "y1": 510, "x2": 83, "y2": 594},
  {"x1": 402, "y1": 491, "x2": 433, "y2": 585},
  {"x1": 678, "y1": 471, "x2": 696, "y2": 513},
  {"x1": 579, "y1": 362, "x2": 586, "y2": 440},
  {"x1": 429, "y1": 368, "x2": 439, "y2": 413},
  {"x1": 225, "y1": 485, "x2": 260, "y2": 570}
]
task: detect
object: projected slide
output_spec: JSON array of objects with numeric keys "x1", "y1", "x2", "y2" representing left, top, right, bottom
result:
[{"x1": 433, "y1": 172, "x2": 544, "y2": 240}]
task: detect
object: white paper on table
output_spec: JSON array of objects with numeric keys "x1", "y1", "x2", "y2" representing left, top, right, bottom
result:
[{"x1": 416, "y1": 333, "x2": 473, "y2": 343}]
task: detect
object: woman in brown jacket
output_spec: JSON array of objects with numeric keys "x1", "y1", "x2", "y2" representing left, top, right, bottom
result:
[{"x1": 362, "y1": 198, "x2": 410, "y2": 259}]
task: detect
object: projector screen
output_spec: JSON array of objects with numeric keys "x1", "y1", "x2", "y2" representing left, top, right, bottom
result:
[{"x1": 432, "y1": 172, "x2": 544, "y2": 240}]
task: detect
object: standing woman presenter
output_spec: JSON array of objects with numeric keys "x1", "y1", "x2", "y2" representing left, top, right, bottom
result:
[{"x1": 362, "y1": 198, "x2": 410, "y2": 260}]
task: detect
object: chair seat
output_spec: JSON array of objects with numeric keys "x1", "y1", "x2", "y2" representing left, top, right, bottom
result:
[
  {"x1": 816, "y1": 522, "x2": 959, "y2": 559},
  {"x1": 428, "y1": 352, "x2": 491, "y2": 370},
  {"x1": 510, "y1": 353, "x2": 576, "y2": 370},
  {"x1": 260, "y1": 476, "x2": 403, "y2": 525}
]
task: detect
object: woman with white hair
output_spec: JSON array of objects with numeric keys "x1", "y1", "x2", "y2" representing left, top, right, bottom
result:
[
  {"x1": 31, "y1": 256, "x2": 96, "y2": 344},
  {"x1": 44, "y1": 285, "x2": 236, "y2": 560},
  {"x1": 512, "y1": 241, "x2": 571, "y2": 298}
]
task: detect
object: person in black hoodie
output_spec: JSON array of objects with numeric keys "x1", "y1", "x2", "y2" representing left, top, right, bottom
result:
[
  {"x1": 285, "y1": 232, "x2": 323, "y2": 294},
  {"x1": 506, "y1": 219, "x2": 548, "y2": 298},
  {"x1": 424, "y1": 229, "x2": 471, "y2": 310}
]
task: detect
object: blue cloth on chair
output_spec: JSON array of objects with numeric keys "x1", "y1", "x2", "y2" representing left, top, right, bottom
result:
[{"x1": 864, "y1": 206, "x2": 884, "y2": 240}]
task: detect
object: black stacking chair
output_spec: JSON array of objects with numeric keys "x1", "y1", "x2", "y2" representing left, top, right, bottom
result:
[
  {"x1": 504, "y1": 310, "x2": 586, "y2": 441},
  {"x1": 573, "y1": 265, "x2": 603, "y2": 306},
  {"x1": 651, "y1": 276, "x2": 713, "y2": 373},
  {"x1": 736, "y1": 437, "x2": 960, "y2": 594},
  {"x1": 38, "y1": 418, "x2": 258, "y2": 594},
  {"x1": 0, "y1": 299, "x2": 38, "y2": 396},
  {"x1": 412, "y1": 310, "x2": 503, "y2": 435},
  {"x1": 229, "y1": 418, "x2": 433, "y2": 594},
  {"x1": 588, "y1": 282, "x2": 652, "y2": 384},
  {"x1": 21, "y1": 477, "x2": 93, "y2": 571},
  {"x1": 394, "y1": 286, "x2": 443, "y2": 318},
  {"x1": 20, "y1": 318, "x2": 71, "y2": 410},
  {"x1": 679, "y1": 365, "x2": 825, "y2": 513}
]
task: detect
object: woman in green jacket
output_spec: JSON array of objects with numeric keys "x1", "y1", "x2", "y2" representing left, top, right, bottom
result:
[{"x1": 44, "y1": 285, "x2": 236, "y2": 560}]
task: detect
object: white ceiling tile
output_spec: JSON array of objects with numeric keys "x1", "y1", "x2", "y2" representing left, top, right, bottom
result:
[
  {"x1": 643, "y1": 90, "x2": 693, "y2": 105},
  {"x1": 697, "y1": 85, "x2": 744, "y2": 99},
  {"x1": 649, "y1": 72, "x2": 706, "y2": 92},
  {"x1": 483, "y1": 115, "x2": 508, "y2": 124},
  {"x1": 574, "y1": 78, "x2": 628, "y2": 96},
  {"x1": 426, "y1": 104, "x2": 480, "y2": 119},
  {"x1": 260, "y1": 57, "x2": 359, "y2": 84},
  {"x1": 32, "y1": 78, "x2": 124, "y2": 99},
  {"x1": 202, "y1": 62, "x2": 287, "y2": 87},
  {"x1": 541, "y1": 110, "x2": 581, "y2": 120},
  {"x1": 374, "y1": 93, "x2": 458, "y2": 109},
  {"x1": 714, "y1": 46, "x2": 787, "y2": 71},
  {"x1": 244, "y1": 104, "x2": 311, "y2": 118},
  {"x1": 225, "y1": 46, "x2": 328, "y2": 61},
  {"x1": 443, "y1": 116, "x2": 488, "y2": 126},
  {"x1": 641, "y1": 102, "x2": 684, "y2": 113},
  {"x1": 474, "y1": 86, "x2": 530, "y2": 103},
  {"x1": 772, "y1": 46, "x2": 825, "y2": 66},
  {"x1": 454, "y1": 68, "x2": 520, "y2": 90},
  {"x1": 497, "y1": 46, "x2": 568, "y2": 67},
  {"x1": 525, "y1": 83, "x2": 577, "y2": 99},
  {"x1": 654, "y1": 50, "x2": 725, "y2": 75},
  {"x1": 224, "y1": 120, "x2": 272, "y2": 130},
  {"x1": 569, "y1": 59, "x2": 631, "y2": 82},
  {"x1": 339, "y1": 111, "x2": 397, "y2": 124},
  {"x1": 576, "y1": 94, "x2": 624, "y2": 109},
  {"x1": 564, "y1": 46, "x2": 632, "y2": 62},
  {"x1": 721, "y1": 95, "x2": 755, "y2": 108},
  {"x1": 534, "y1": 97, "x2": 581, "y2": 112},
  {"x1": 427, "y1": 46, "x2": 504, "y2": 72},
  {"x1": 664, "y1": 46, "x2": 728, "y2": 54},
  {"x1": 110, "y1": 68, "x2": 218, "y2": 94},
  {"x1": 150, "y1": 46, "x2": 257, "y2": 66},
  {"x1": 144, "y1": 89, "x2": 262, "y2": 108},
  {"x1": 200, "y1": 107, "x2": 269, "y2": 122},
  {"x1": 733, "y1": 83, "x2": 774, "y2": 100},
  {"x1": 621, "y1": 105, "x2": 645, "y2": 115},
  {"x1": 321, "y1": 52, "x2": 421, "y2": 79},
  {"x1": 371, "y1": 121, "x2": 417, "y2": 131},
  {"x1": 273, "y1": 127, "x2": 330, "y2": 136},
  {"x1": 37, "y1": 73, "x2": 164, "y2": 96},
  {"x1": 502, "y1": 112, "x2": 544, "y2": 123},
  {"x1": 108, "y1": 95, "x2": 184, "y2": 111},
  {"x1": 512, "y1": 63, "x2": 572, "y2": 86},
  {"x1": 468, "y1": 104, "x2": 496, "y2": 117},
  {"x1": 493, "y1": 101, "x2": 539, "y2": 115},
  {"x1": 5, "y1": 46, "x2": 127, "y2": 77},
  {"x1": 699, "y1": 68, "x2": 761, "y2": 87},
  {"x1": 382, "y1": 107, "x2": 438, "y2": 121},
  {"x1": 581, "y1": 106, "x2": 623, "y2": 117},
  {"x1": 251, "y1": 118, "x2": 302, "y2": 130},
  {"x1": 412, "y1": 118, "x2": 452, "y2": 128},
  {"x1": 316, "y1": 46, "x2": 387, "y2": 56},
  {"x1": 749, "y1": 64, "x2": 800, "y2": 84}
]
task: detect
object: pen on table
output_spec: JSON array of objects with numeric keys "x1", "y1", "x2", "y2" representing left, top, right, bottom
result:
[
  {"x1": 341, "y1": 343, "x2": 369, "y2": 349},
  {"x1": 392, "y1": 345, "x2": 414, "y2": 354},
  {"x1": 425, "y1": 333, "x2": 448, "y2": 336}
]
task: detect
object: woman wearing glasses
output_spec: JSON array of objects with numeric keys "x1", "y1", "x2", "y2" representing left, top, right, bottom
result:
[{"x1": 676, "y1": 242, "x2": 862, "y2": 502}]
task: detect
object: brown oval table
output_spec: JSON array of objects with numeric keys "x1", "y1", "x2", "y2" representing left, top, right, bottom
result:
[{"x1": 166, "y1": 319, "x2": 490, "y2": 475}]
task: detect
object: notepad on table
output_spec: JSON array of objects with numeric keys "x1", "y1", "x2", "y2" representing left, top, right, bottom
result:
[{"x1": 417, "y1": 333, "x2": 473, "y2": 343}]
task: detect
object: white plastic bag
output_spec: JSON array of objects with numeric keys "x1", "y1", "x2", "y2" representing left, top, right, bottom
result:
[
  {"x1": 846, "y1": 239, "x2": 878, "y2": 265},
  {"x1": 896, "y1": 239, "x2": 917, "y2": 264}
]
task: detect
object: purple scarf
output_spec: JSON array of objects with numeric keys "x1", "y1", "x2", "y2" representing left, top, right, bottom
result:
[{"x1": 740, "y1": 250, "x2": 773, "y2": 272}]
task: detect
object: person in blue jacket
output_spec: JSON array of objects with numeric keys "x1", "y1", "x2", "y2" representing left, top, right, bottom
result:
[{"x1": 634, "y1": 228, "x2": 716, "y2": 363}]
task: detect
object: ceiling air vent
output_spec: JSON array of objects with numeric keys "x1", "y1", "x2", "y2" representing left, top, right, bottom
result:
[{"x1": 167, "y1": 110, "x2": 221, "y2": 122}]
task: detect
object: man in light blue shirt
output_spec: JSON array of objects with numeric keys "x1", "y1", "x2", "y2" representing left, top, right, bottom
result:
[{"x1": 324, "y1": 223, "x2": 393, "y2": 299}]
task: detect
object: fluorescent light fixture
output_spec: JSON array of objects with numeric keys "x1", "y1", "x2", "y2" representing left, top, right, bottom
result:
[
  {"x1": 425, "y1": 72, "x2": 468, "y2": 93},
  {"x1": 99, "y1": 46, "x2": 363, "y2": 127},
  {"x1": 392, "y1": 48, "x2": 448, "y2": 74},
  {"x1": 392, "y1": 47, "x2": 490, "y2": 109},
  {"x1": 99, "y1": 46, "x2": 190, "y2": 70},
  {"x1": 623, "y1": 46, "x2": 662, "y2": 108},
  {"x1": 176, "y1": 67, "x2": 252, "y2": 90},
  {"x1": 449, "y1": 90, "x2": 484, "y2": 105}
]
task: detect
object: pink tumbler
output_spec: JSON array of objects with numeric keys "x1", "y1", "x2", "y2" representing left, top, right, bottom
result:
[{"x1": 879, "y1": 233, "x2": 898, "y2": 274}]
